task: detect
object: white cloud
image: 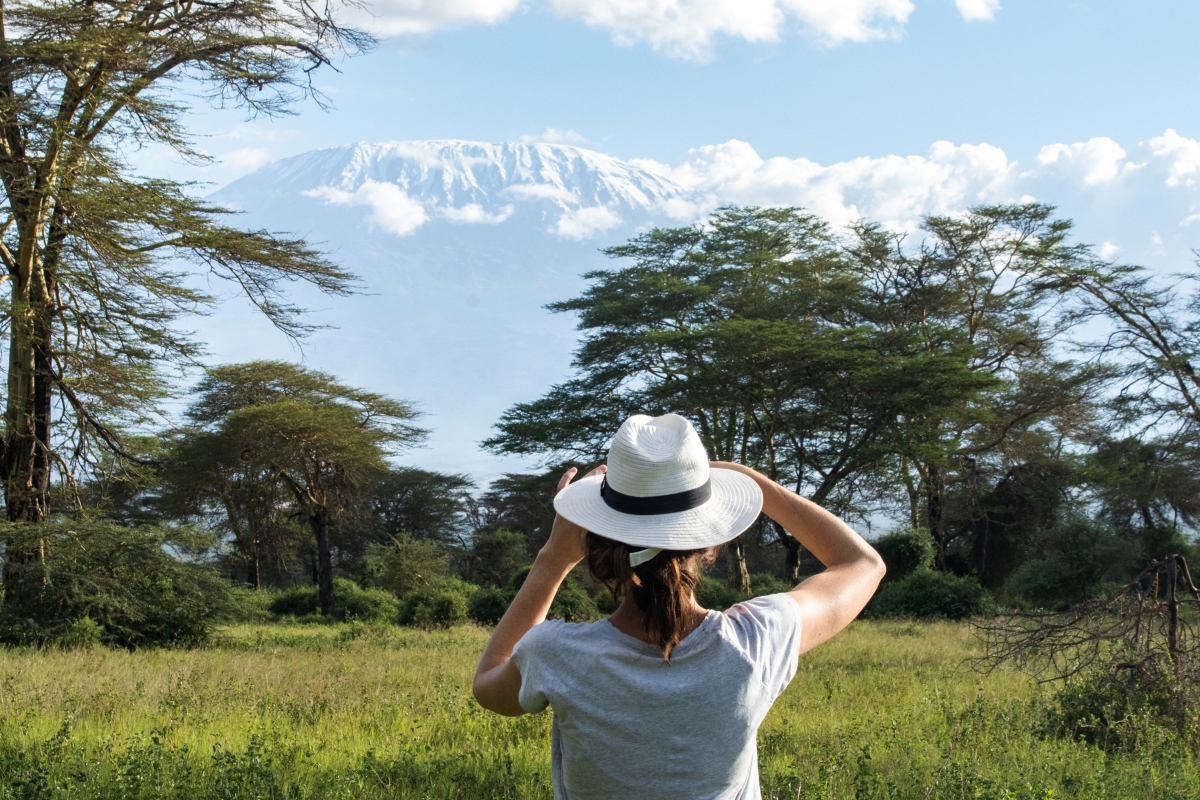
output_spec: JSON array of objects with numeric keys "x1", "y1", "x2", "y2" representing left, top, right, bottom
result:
[
  {"x1": 518, "y1": 128, "x2": 588, "y2": 145},
  {"x1": 1182, "y1": 214, "x2": 1200, "y2": 227},
  {"x1": 304, "y1": 180, "x2": 429, "y2": 236},
  {"x1": 1148, "y1": 129, "x2": 1200, "y2": 187},
  {"x1": 218, "y1": 147, "x2": 272, "y2": 172},
  {"x1": 554, "y1": 205, "x2": 623, "y2": 238},
  {"x1": 954, "y1": 0, "x2": 999, "y2": 22},
  {"x1": 545, "y1": 0, "x2": 912, "y2": 59},
  {"x1": 440, "y1": 203, "x2": 515, "y2": 224},
  {"x1": 505, "y1": 183, "x2": 579, "y2": 203},
  {"x1": 642, "y1": 138, "x2": 1013, "y2": 230},
  {"x1": 1098, "y1": 241, "x2": 1121, "y2": 260},
  {"x1": 1031, "y1": 138, "x2": 1128, "y2": 186},
  {"x1": 351, "y1": 0, "x2": 524, "y2": 36}
]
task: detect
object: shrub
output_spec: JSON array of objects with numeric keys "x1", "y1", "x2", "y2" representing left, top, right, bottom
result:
[
  {"x1": 549, "y1": 583, "x2": 600, "y2": 622},
  {"x1": 0, "y1": 520, "x2": 236, "y2": 648},
  {"x1": 750, "y1": 573, "x2": 792, "y2": 597},
  {"x1": 695, "y1": 576, "x2": 748, "y2": 611},
  {"x1": 267, "y1": 578, "x2": 398, "y2": 623},
  {"x1": 472, "y1": 528, "x2": 528, "y2": 588},
  {"x1": 57, "y1": 617, "x2": 104, "y2": 650},
  {"x1": 227, "y1": 587, "x2": 275, "y2": 623},
  {"x1": 1007, "y1": 516, "x2": 1128, "y2": 609},
  {"x1": 505, "y1": 567, "x2": 601, "y2": 622},
  {"x1": 468, "y1": 586, "x2": 512, "y2": 625},
  {"x1": 872, "y1": 527, "x2": 934, "y2": 583},
  {"x1": 398, "y1": 579, "x2": 475, "y2": 628},
  {"x1": 363, "y1": 535, "x2": 449, "y2": 598},
  {"x1": 867, "y1": 569, "x2": 990, "y2": 620}
]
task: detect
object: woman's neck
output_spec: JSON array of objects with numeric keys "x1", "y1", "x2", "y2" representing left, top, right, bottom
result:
[{"x1": 606, "y1": 592, "x2": 709, "y2": 643}]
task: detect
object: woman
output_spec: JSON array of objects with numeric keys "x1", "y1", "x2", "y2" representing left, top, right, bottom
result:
[{"x1": 473, "y1": 414, "x2": 885, "y2": 799}]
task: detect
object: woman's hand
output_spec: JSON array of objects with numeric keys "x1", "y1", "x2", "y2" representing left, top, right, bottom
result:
[{"x1": 540, "y1": 464, "x2": 606, "y2": 568}]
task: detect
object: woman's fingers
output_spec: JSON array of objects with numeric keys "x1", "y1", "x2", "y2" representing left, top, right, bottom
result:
[
  {"x1": 556, "y1": 464, "x2": 606, "y2": 493},
  {"x1": 556, "y1": 467, "x2": 579, "y2": 493}
]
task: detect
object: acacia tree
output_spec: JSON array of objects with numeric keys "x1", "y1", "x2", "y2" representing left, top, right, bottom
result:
[
  {"x1": 487, "y1": 207, "x2": 981, "y2": 589},
  {"x1": 184, "y1": 361, "x2": 425, "y2": 614},
  {"x1": 0, "y1": 0, "x2": 366, "y2": 566},
  {"x1": 845, "y1": 205, "x2": 1104, "y2": 569}
]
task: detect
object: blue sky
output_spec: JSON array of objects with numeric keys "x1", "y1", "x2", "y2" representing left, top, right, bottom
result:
[
  {"x1": 147, "y1": 0, "x2": 1200, "y2": 489},
  {"x1": 162, "y1": 0, "x2": 1200, "y2": 185}
]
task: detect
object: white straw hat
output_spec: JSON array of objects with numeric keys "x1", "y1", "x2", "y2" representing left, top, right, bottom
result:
[{"x1": 553, "y1": 414, "x2": 763, "y2": 562}]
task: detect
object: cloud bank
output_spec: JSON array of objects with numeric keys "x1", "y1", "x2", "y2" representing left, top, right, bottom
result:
[{"x1": 354, "y1": 0, "x2": 924, "y2": 59}]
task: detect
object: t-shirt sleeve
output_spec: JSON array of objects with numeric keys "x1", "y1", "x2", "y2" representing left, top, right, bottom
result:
[
  {"x1": 509, "y1": 621, "x2": 559, "y2": 714},
  {"x1": 723, "y1": 594, "x2": 804, "y2": 699}
]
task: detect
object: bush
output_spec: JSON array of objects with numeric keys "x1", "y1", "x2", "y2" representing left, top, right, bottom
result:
[
  {"x1": 1007, "y1": 516, "x2": 1128, "y2": 609},
  {"x1": 695, "y1": 576, "x2": 748, "y2": 611},
  {"x1": 750, "y1": 573, "x2": 792, "y2": 597},
  {"x1": 472, "y1": 529, "x2": 528, "y2": 588},
  {"x1": 363, "y1": 535, "x2": 449, "y2": 598},
  {"x1": 0, "y1": 520, "x2": 236, "y2": 648},
  {"x1": 504, "y1": 567, "x2": 600, "y2": 622},
  {"x1": 867, "y1": 569, "x2": 990, "y2": 620},
  {"x1": 57, "y1": 617, "x2": 104, "y2": 650},
  {"x1": 468, "y1": 586, "x2": 512, "y2": 625},
  {"x1": 227, "y1": 587, "x2": 275, "y2": 623},
  {"x1": 872, "y1": 527, "x2": 934, "y2": 583},
  {"x1": 398, "y1": 579, "x2": 474, "y2": 628},
  {"x1": 267, "y1": 578, "x2": 399, "y2": 623}
]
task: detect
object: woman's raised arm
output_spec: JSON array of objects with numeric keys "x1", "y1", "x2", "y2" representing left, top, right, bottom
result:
[
  {"x1": 711, "y1": 462, "x2": 886, "y2": 655},
  {"x1": 472, "y1": 465, "x2": 606, "y2": 715}
]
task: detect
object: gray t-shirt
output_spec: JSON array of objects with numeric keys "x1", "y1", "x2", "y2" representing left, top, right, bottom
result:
[{"x1": 510, "y1": 593, "x2": 803, "y2": 800}]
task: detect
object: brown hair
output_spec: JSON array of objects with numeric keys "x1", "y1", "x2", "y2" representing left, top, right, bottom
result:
[{"x1": 584, "y1": 532, "x2": 719, "y2": 661}]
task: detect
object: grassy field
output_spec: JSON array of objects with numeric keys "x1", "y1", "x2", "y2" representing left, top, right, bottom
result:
[{"x1": 0, "y1": 619, "x2": 1196, "y2": 799}]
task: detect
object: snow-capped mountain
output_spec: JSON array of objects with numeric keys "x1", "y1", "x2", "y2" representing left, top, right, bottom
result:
[
  {"x1": 215, "y1": 140, "x2": 705, "y2": 240},
  {"x1": 205, "y1": 141, "x2": 705, "y2": 480}
]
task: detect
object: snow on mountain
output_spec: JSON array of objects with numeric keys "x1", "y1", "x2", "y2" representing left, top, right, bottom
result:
[
  {"x1": 205, "y1": 142, "x2": 705, "y2": 481},
  {"x1": 215, "y1": 140, "x2": 707, "y2": 240}
]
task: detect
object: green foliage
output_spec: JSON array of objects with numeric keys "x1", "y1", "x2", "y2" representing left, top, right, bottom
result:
[
  {"x1": 695, "y1": 576, "x2": 748, "y2": 610},
  {"x1": 363, "y1": 535, "x2": 449, "y2": 598},
  {"x1": 873, "y1": 528, "x2": 935, "y2": 583},
  {"x1": 1007, "y1": 516, "x2": 1128, "y2": 609},
  {"x1": 506, "y1": 566, "x2": 600, "y2": 622},
  {"x1": 467, "y1": 586, "x2": 512, "y2": 625},
  {"x1": 868, "y1": 569, "x2": 990, "y2": 620},
  {"x1": 0, "y1": 520, "x2": 236, "y2": 648},
  {"x1": 749, "y1": 573, "x2": 793, "y2": 596},
  {"x1": 58, "y1": 617, "x2": 105, "y2": 650},
  {"x1": 471, "y1": 528, "x2": 529, "y2": 588},
  {"x1": 1, "y1": 621, "x2": 1196, "y2": 799},
  {"x1": 397, "y1": 579, "x2": 474, "y2": 629},
  {"x1": 1048, "y1": 661, "x2": 1198, "y2": 751},
  {"x1": 267, "y1": 579, "x2": 398, "y2": 623}
]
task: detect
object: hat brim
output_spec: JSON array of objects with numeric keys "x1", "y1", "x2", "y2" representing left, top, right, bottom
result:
[{"x1": 553, "y1": 469, "x2": 764, "y2": 550}]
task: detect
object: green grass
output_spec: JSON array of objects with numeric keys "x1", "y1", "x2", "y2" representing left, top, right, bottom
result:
[{"x1": 0, "y1": 619, "x2": 1195, "y2": 799}]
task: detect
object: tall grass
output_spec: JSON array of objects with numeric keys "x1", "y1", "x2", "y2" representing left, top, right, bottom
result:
[{"x1": 0, "y1": 620, "x2": 1195, "y2": 798}]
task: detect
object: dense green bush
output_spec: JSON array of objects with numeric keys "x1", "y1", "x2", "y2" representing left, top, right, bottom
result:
[
  {"x1": 750, "y1": 573, "x2": 792, "y2": 596},
  {"x1": 872, "y1": 528, "x2": 934, "y2": 582},
  {"x1": 398, "y1": 579, "x2": 474, "y2": 628},
  {"x1": 0, "y1": 520, "x2": 236, "y2": 648},
  {"x1": 363, "y1": 535, "x2": 449, "y2": 598},
  {"x1": 695, "y1": 576, "x2": 748, "y2": 610},
  {"x1": 268, "y1": 578, "x2": 398, "y2": 622},
  {"x1": 472, "y1": 528, "x2": 528, "y2": 588},
  {"x1": 505, "y1": 566, "x2": 600, "y2": 622},
  {"x1": 867, "y1": 569, "x2": 990, "y2": 620},
  {"x1": 467, "y1": 586, "x2": 512, "y2": 625},
  {"x1": 1007, "y1": 516, "x2": 1128, "y2": 609}
]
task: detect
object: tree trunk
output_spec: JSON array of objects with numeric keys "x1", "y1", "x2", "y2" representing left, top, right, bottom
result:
[
  {"x1": 925, "y1": 463, "x2": 946, "y2": 570},
  {"x1": 311, "y1": 507, "x2": 334, "y2": 615},
  {"x1": 726, "y1": 535, "x2": 751, "y2": 593},
  {"x1": 248, "y1": 537, "x2": 261, "y2": 590},
  {"x1": 771, "y1": 520, "x2": 801, "y2": 584}
]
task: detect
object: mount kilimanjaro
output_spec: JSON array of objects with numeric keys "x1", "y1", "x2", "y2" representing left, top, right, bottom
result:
[{"x1": 206, "y1": 141, "x2": 706, "y2": 479}]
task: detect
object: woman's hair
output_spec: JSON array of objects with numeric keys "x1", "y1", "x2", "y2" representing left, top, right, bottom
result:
[{"x1": 585, "y1": 532, "x2": 719, "y2": 661}]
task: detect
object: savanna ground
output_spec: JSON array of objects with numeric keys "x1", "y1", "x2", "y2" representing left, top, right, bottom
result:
[{"x1": 0, "y1": 620, "x2": 1196, "y2": 800}]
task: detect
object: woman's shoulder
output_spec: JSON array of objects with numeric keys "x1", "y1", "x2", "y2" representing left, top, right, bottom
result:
[{"x1": 515, "y1": 617, "x2": 613, "y2": 654}]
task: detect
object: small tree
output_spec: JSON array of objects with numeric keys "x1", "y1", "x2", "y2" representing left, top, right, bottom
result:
[{"x1": 182, "y1": 362, "x2": 425, "y2": 615}]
